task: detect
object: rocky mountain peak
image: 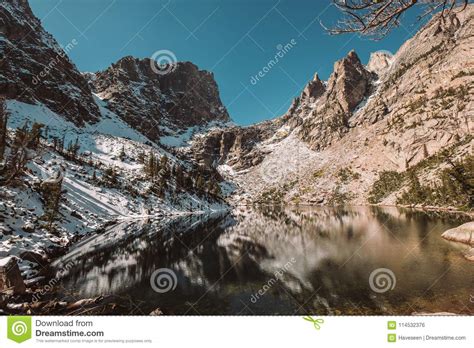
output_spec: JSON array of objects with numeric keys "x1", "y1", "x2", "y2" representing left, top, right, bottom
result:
[
  {"x1": 326, "y1": 50, "x2": 373, "y2": 114},
  {"x1": 0, "y1": 0, "x2": 32, "y2": 29},
  {"x1": 111, "y1": 56, "x2": 149, "y2": 82},
  {"x1": 367, "y1": 51, "x2": 394, "y2": 77},
  {"x1": 92, "y1": 57, "x2": 230, "y2": 141},
  {"x1": 280, "y1": 50, "x2": 376, "y2": 150},
  {"x1": 0, "y1": 0, "x2": 100, "y2": 126},
  {"x1": 346, "y1": 49, "x2": 360, "y2": 63},
  {"x1": 302, "y1": 72, "x2": 326, "y2": 100},
  {"x1": 0, "y1": 0, "x2": 231, "y2": 138}
]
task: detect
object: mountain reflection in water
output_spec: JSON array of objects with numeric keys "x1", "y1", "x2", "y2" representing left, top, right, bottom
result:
[{"x1": 54, "y1": 206, "x2": 473, "y2": 315}]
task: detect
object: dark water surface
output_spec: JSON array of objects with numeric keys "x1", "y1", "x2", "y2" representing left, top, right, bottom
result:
[{"x1": 54, "y1": 206, "x2": 473, "y2": 315}]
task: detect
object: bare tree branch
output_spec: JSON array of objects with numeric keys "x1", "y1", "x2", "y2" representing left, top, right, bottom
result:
[{"x1": 324, "y1": 0, "x2": 470, "y2": 39}]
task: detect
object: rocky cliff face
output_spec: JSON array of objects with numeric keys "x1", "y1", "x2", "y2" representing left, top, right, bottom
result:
[
  {"x1": 366, "y1": 51, "x2": 394, "y2": 77},
  {"x1": 0, "y1": 0, "x2": 229, "y2": 138},
  {"x1": 349, "y1": 7, "x2": 474, "y2": 164},
  {"x1": 193, "y1": 5, "x2": 473, "y2": 206},
  {"x1": 2, "y1": 0, "x2": 472, "y2": 208},
  {"x1": 91, "y1": 57, "x2": 230, "y2": 141},
  {"x1": 0, "y1": 0, "x2": 100, "y2": 126},
  {"x1": 191, "y1": 118, "x2": 283, "y2": 170},
  {"x1": 289, "y1": 50, "x2": 375, "y2": 150}
]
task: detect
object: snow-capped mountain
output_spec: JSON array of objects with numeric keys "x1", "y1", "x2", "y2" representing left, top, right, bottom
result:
[
  {"x1": 0, "y1": 0, "x2": 472, "y2": 282},
  {"x1": 0, "y1": 0, "x2": 232, "y2": 275},
  {"x1": 89, "y1": 56, "x2": 230, "y2": 141},
  {"x1": 1, "y1": 0, "x2": 230, "y2": 137}
]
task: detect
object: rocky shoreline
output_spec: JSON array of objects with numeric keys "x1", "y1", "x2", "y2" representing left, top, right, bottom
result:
[
  {"x1": 0, "y1": 216, "x2": 118, "y2": 315},
  {"x1": 441, "y1": 221, "x2": 474, "y2": 261}
]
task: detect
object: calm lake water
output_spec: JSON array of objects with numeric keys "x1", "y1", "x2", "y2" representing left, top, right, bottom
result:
[{"x1": 54, "y1": 206, "x2": 473, "y2": 315}]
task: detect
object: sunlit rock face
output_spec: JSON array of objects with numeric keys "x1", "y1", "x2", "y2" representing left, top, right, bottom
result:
[
  {"x1": 366, "y1": 51, "x2": 394, "y2": 77},
  {"x1": 194, "y1": 6, "x2": 474, "y2": 206}
]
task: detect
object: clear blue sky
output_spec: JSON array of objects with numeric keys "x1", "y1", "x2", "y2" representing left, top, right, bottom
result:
[{"x1": 30, "y1": 0, "x2": 426, "y2": 125}]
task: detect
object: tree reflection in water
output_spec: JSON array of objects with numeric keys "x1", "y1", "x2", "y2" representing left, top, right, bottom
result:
[{"x1": 54, "y1": 207, "x2": 473, "y2": 315}]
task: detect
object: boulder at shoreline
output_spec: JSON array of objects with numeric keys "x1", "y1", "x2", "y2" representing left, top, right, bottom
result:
[{"x1": 442, "y1": 222, "x2": 474, "y2": 245}]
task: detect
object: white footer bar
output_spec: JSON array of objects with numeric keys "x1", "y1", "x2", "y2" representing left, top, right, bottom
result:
[{"x1": 3, "y1": 316, "x2": 473, "y2": 347}]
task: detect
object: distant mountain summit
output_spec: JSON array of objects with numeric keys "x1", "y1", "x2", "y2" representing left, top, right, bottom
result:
[
  {"x1": 290, "y1": 49, "x2": 376, "y2": 150},
  {"x1": 366, "y1": 51, "x2": 394, "y2": 77},
  {"x1": 191, "y1": 4, "x2": 474, "y2": 206},
  {"x1": 0, "y1": 0, "x2": 230, "y2": 137},
  {"x1": 90, "y1": 56, "x2": 230, "y2": 141}
]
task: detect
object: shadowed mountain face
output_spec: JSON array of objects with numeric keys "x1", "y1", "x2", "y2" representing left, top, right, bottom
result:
[
  {"x1": 54, "y1": 207, "x2": 472, "y2": 315},
  {"x1": 0, "y1": 0, "x2": 100, "y2": 126},
  {"x1": 0, "y1": 0, "x2": 229, "y2": 134},
  {"x1": 90, "y1": 57, "x2": 231, "y2": 141}
]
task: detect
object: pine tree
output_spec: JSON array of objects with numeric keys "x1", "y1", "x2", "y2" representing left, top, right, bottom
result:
[
  {"x1": 137, "y1": 151, "x2": 145, "y2": 164},
  {"x1": 103, "y1": 166, "x2": 118, "y2": 187},
  {"x1": 147, "y1": 151, "x2": 156, "y2": 179},
  {"x1": 159, "y1": 155, "x2": 169, "y2": 176},
  {"x1": 119, "y1": 145, "x2": 126, "y2": 161},
  {"x1": 174, "y1": 165, "x2": 184, "y2": 189},
  {"x1": 57, "y1": 135, "x2": 65, "y2": 153},
  {"x1": 41, "y1": 170, "x2": 64, "y2": 234},
  {"x1": 75, "y1": 138, "x2": 81, "y2": 159},
  {"x1": 0, "y1": 97, "x2": 8, "y2": 163},
  {"x1": 211, "y1": 181, "x2": 222, "y2": 197},
  {"x1": 14, "y1": 121, "x2": 29, "y2": 148},
  {"x1": 67, "y1": 137, "x2": 80, "y2": 159},
  {"x1": 1, "y1": 122, "x2": 30, "y2": 184},
  {"x1": 29, "y1": 122, "x2": 44, "y2": 149},
  {"x1": 195, "y1": 175, "x2": 205, "y2": 193},
  {"x1": 52, "y1": 137, "x2": 58, "y2": 151}
]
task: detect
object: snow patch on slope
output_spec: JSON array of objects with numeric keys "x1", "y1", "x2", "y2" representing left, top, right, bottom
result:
[{"x1": 1, "y1": 99, "x2": 230, "y2": 277}]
